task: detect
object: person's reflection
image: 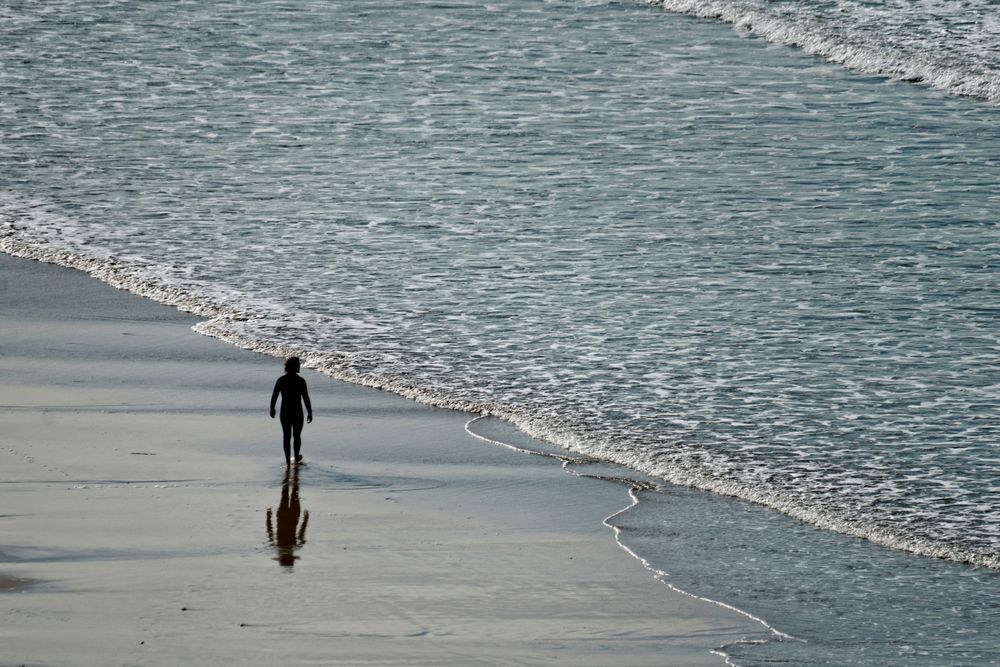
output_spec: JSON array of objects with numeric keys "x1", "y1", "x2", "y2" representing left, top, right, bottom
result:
[{"x1": 266, "y1": 467, "x2": 309, "y2": 567}]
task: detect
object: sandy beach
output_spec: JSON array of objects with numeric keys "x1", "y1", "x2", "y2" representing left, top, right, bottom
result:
[{"x1": 1, "y1": 253, "x2": 767, "y2": 665}]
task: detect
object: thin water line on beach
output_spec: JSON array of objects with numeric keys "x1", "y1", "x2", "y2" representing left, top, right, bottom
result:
[{"x1": 463, "y1": 414, "x2": 793, "y2": 662}]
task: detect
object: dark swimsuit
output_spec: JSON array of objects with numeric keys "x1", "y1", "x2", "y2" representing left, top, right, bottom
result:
[{"x1": 271, "y1": 373, "x2": 311, "y2": 461}]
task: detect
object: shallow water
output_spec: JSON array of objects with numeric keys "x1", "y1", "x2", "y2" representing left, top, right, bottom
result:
[{"x1": 1, "y1": 1, "x2": 998, "y2": 664}]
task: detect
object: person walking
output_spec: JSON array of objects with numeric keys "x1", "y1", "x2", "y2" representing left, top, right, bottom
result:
[{"x1": 270, "y1": 356, "x2": 313, "y2": 466}]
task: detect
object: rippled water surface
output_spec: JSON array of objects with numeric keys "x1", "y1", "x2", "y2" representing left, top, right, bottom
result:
[{"x1": 2, "y1": 1, "x2": 998, "y2": 664}]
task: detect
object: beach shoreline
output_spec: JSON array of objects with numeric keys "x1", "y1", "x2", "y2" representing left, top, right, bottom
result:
[{"x1": 1, "y1": 253, "x2": 768, "y2": 665}]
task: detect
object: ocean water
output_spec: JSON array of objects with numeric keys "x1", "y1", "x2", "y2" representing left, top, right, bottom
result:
[{"x1": 1, "y1": 1, "x2": 998, "y2": 664}]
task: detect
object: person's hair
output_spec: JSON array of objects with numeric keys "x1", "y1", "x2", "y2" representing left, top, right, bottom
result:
[{"x1": 284, "y1": 356, "x2": 301, "y2": 373}]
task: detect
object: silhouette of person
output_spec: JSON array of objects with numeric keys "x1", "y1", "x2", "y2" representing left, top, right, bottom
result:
[
  {"x1": 266, "y1": 467, "x2": 309, "y2": 567},
  {"x1": 270, "y1": 356, "x2": 313, "y2": 467}
]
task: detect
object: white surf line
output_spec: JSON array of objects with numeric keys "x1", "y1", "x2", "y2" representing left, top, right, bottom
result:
[
  {"x1": 464, "y1": 414, "x2": 796, "y2": 659},
  {"x1": 463, "y1": 414, "x2": 595, "y2": 464}
]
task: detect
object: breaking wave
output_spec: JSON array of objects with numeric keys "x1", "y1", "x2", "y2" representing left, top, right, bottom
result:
[{"x1": 648, "y1": 0, "x2": 1000, "y2": 103}]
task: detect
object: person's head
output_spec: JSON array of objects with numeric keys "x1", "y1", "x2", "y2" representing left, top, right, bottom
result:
[{"x1": 284, "y1": 356, "x2": 301, "y2": 374}]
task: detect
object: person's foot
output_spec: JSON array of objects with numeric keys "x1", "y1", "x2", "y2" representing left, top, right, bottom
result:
[{"x1": 295, "y1": 454, "x2": 303, "y2": 464}]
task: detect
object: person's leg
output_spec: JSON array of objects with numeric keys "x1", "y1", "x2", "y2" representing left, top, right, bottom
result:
[
  {"x1": 292, "y1": 417, "x2": 304, "y2": 461},
  {"x1": 280, "y1": 417, "x2": 292, "y2": 466}
]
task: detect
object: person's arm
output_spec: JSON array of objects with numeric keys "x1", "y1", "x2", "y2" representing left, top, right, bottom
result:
[
  {"x1": 270, "y1": 378, "x2": 281, "y2": 418},
  {"x1": 302, "y1": 379, "x2": 313, "y2": 423}
]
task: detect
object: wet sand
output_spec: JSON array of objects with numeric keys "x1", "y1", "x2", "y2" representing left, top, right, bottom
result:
[{"x1": 0, "y1": 253, "x2": 767, "y2": 665}]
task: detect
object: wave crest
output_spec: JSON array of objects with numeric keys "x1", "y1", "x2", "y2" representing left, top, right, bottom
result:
[{"x1": 648, "y1": 0, "x2": 1000, "y2": 103}]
